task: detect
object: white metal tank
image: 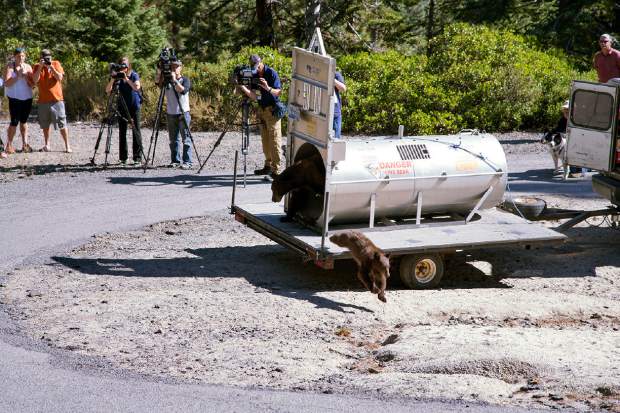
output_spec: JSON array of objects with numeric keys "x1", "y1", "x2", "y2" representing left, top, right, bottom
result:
[{"x1": 293, "y1": 132, "x2": 507, "y2": 225}]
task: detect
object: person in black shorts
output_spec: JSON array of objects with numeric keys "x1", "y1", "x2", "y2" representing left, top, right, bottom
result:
[{"x1": 3, "y1": 47, "x2": 34, "y2": 154}]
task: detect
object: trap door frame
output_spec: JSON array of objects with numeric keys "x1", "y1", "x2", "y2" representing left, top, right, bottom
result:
[
  {"x1": 287, "y1": 30, "x2": 342, "y2": 252},
  {"x1": 567, "y1": 80, "x2": 619, "y2": 172}
]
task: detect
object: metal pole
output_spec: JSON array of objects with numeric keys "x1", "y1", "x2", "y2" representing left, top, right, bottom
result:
[
  {"x1": 320, "y1": 191, "x2": 330, "y2": 253},
  {"x1": 231, "y1": 150, "x2": 239, "y2": 214}
]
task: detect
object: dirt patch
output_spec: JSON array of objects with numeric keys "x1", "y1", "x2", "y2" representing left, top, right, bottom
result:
[
  {"x1": 3, "y1": 205, "x2": 619, "y2": 411},
  {"x1": 403, "y1": 358, "x2": 540, "y2": 384}
]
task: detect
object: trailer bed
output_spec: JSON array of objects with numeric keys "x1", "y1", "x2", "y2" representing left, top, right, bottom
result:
[{"x1": 233, "y1": 202, "x2": 566, "y2": 268}]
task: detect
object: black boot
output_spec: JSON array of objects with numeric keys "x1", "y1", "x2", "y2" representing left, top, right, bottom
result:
[{"x1": 254, "y1": 165, "x2": 271, "y2": 175}]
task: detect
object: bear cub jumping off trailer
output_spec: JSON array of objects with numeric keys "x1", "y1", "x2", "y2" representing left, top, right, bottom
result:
[{"x1": 330, "y1": 231, "x2": 390, "y2": 303}]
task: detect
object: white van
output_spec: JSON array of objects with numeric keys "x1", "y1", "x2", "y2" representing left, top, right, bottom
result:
[{"x1": 567, "y1": 80, "x2": 620, "y2": 204}]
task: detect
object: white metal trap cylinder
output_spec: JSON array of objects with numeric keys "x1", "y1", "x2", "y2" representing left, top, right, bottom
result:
[{"x1": 311, "y1": 133, "x2": 507, "y2": 225}]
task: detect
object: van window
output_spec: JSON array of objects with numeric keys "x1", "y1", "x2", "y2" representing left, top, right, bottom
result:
[{"x1": 570, "y1": 90, "x2": 614, "y2": 131}]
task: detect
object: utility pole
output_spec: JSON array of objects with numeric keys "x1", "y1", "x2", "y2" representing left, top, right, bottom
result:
[
  {"x1": 426, "y1": 0, "x2": 435, "y2": 56},
  {"x1": 256, "y1": 0, "x2": 275, "y2": 46},
  {"x1": 305, "y1": 0, "x2": 321, "y2": 45}
]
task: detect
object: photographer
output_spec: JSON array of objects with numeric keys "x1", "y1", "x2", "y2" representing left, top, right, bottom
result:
[
  {"x1": 237, "y1": 54, "x2": 283, "y2": 178},
  {"x1": 3, "y1": 47, "x2": 34, "y2": 154},
  {"x1": 156, "y1": 58, "x2": 193, "y2": 169},
  {"x1": 105, "y1": 57, "x2": 143, "y2": 165},
  {"x1": 33, "y1": 49, "x2": 71, "y2": 153}
]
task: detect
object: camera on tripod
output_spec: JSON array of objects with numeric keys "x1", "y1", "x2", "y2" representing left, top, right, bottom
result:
[
  {"x1": 232, "y1": 65, "x2": 260, "y2": 89},
  {"x1": 109, "y1": 62, "x2": 128, "y2": 79},
  {"x1": 158, "y1": 47, "x2": 178, "y2": 83}
]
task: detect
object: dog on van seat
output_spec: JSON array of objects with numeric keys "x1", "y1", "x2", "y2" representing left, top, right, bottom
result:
[
  {"x1": 271, "y1": 153, "x2": 325, "y2": 222},
  {"x1": 541, "y1": 131, "x2": 569, "y2": 180},
  {"x1": 329, "y1": 231, "x2": 390, "y2": 303}
]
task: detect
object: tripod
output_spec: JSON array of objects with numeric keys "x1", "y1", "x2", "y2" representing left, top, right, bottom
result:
[
  {"x1": 197, "y1": 96, "x2": 253, "y2": 186},
  {"x1": 91, "y1": 79, "x2": 146, "y2": 167},
  {"x1": 144, "y1": 77, "x2": 201, "y2": 170}
]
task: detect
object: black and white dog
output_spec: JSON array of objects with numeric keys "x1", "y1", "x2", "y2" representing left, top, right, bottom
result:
[{"x1": 541, "y1": 131, "x2": 569, "y2": 179}]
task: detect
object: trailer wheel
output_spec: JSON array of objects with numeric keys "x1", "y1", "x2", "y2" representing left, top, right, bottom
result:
[{"x1": 399, "y1": 253, "x2": 444, "y2": 289}]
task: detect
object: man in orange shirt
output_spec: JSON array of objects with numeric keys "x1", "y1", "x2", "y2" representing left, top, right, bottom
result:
[{"x1": 33, "y1": 49, "x2": 71, "y2": 152}]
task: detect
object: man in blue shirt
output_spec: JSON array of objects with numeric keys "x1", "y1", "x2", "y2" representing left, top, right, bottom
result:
[
  {"x1": 333, "y1": 71, "x2": 346, "y2": 139},
  {"x1": 237, "y1": 54, "x2": 283, "y2": 177}
]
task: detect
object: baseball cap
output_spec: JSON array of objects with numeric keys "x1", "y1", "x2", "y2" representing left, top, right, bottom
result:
[
  {"x1": 14, "y1": 47, "x2": 25, "y2": 54},
  {"x1": 249, "y1": 54, "x2": 261, "y2": 74},
  {"x1": 41, "y1": 49, "x2": 52, "y2": 57}
]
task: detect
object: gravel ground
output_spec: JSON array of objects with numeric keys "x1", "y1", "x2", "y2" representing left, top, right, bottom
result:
[
  {"x1": 0, "y1": 120, "x2": 266, "y2": 183},
  {"x1": 1, "y1": 124, "x2": 619, "y2": 412}
]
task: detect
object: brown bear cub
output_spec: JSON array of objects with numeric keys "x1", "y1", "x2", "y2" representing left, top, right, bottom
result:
[
  {"x1": 271, "y1": 153, "x2": 325, "y2": 222},
  {"x1": 329, "y1": 231, "x2": 390, "y2": 303}
]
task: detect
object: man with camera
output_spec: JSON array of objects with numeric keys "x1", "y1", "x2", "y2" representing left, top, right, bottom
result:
[
  {"x1": 105, "y1": 57, "x2": 143, "y2": 165},
  {"x1": 33, "y1": 49, "x2": 71, "y2": 153},
  {"x1": 156, "y1": 58, "x2": 193, "y2": 169},
  {"x1": 236, "y1": 54, "x2": 283, "y2": 178}
]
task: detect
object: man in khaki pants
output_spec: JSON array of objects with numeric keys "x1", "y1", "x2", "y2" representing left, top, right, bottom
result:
[{"x1": 237, "y1": 54, "x2": 283, "y2": 178}]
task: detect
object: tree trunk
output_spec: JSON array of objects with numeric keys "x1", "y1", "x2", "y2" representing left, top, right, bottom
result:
[
  {"x1": 305, "y1": 0, "x2": 321, "y2": 47},
  {"x1": 256, "y1": 0, "x2": 274, "y2": 47},
  {"x1": 613, "y1": 0, "x2": 620, "y2": 38},
  {"x1": 426, "y1": 0, "x2": 436, "y2": 56},
  {"x1": 556, "y1": 0, "x2": 573, "y2": 51}
]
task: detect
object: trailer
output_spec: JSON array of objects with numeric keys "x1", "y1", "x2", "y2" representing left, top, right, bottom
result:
[
  {"x1": 233, "y1": 201, "x2": 566, "y2": 288},
  {"x1": 231, "y1": 30, "x2": 566, "y2": 288}
]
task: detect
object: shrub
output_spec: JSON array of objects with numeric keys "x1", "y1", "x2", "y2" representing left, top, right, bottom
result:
[{"x1": 427, "y1": 23, "x2": 593, "y2": 131}]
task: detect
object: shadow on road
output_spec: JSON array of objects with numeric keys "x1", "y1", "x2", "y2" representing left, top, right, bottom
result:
[
  {"x1": 52, "y1": 245, "x2": 374, "y2": 314},
  {"x1": 0, "y1": 162, "x2": 131, "y2": 176},
  {"x1": 507, "y1": 168, "x2": 597, "y2": 197},
  {"x1": 49, "y1": 234, "x2": 564, "y2": 313},
  {"x1": 107, "y1": 173, "x2": 267, "y2": 189},
  {"x1": 469, "y1": 226, "x2": 620, "y2": 279}
]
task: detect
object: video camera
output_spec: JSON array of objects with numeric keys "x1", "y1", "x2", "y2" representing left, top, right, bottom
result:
[
  {"x1": 232, "y1": 64, "x2": 260, "y2": 89},
  {"x1": 158, "y1": 47, "x2": 177, "y2": 83},
  {"x1": 109, "y1": 62, "x2": 128, "y2": 79}
]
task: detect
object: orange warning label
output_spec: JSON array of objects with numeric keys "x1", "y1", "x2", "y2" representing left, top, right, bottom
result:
[{"x1": 377, "y1": 160, "x2": 413, "y2": 176}]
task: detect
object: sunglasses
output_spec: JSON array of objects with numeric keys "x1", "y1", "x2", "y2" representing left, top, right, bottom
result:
[{"x1": 600, "y1": 40, "x2": 610, "y2": 44}]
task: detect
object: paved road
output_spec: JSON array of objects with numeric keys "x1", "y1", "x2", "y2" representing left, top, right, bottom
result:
[{"x1": 0, "y1": 160, "x2": 588, "y2": 412}]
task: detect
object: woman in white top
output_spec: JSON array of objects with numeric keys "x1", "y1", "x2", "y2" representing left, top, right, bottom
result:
[{"x1": 3, "y1": 47, "x2": 34, "y2": 154}]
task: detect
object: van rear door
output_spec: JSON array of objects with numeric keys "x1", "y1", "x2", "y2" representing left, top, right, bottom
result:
[{"x1": 566, "y1": 80, "x2": 618, "y2": 172}]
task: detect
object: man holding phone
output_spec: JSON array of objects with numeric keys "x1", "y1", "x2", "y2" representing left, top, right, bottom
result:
[{"x1": 33, "y1": 49, "x2": 71, "y2": 153}]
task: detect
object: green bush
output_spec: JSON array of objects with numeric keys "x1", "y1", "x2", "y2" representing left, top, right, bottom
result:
[
  {"x1": 338, "y1": 23, "x2": 594, "y2": 134},
  {"x1": 427, "y1": 23, "x2": 593, "y2": 131}
]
